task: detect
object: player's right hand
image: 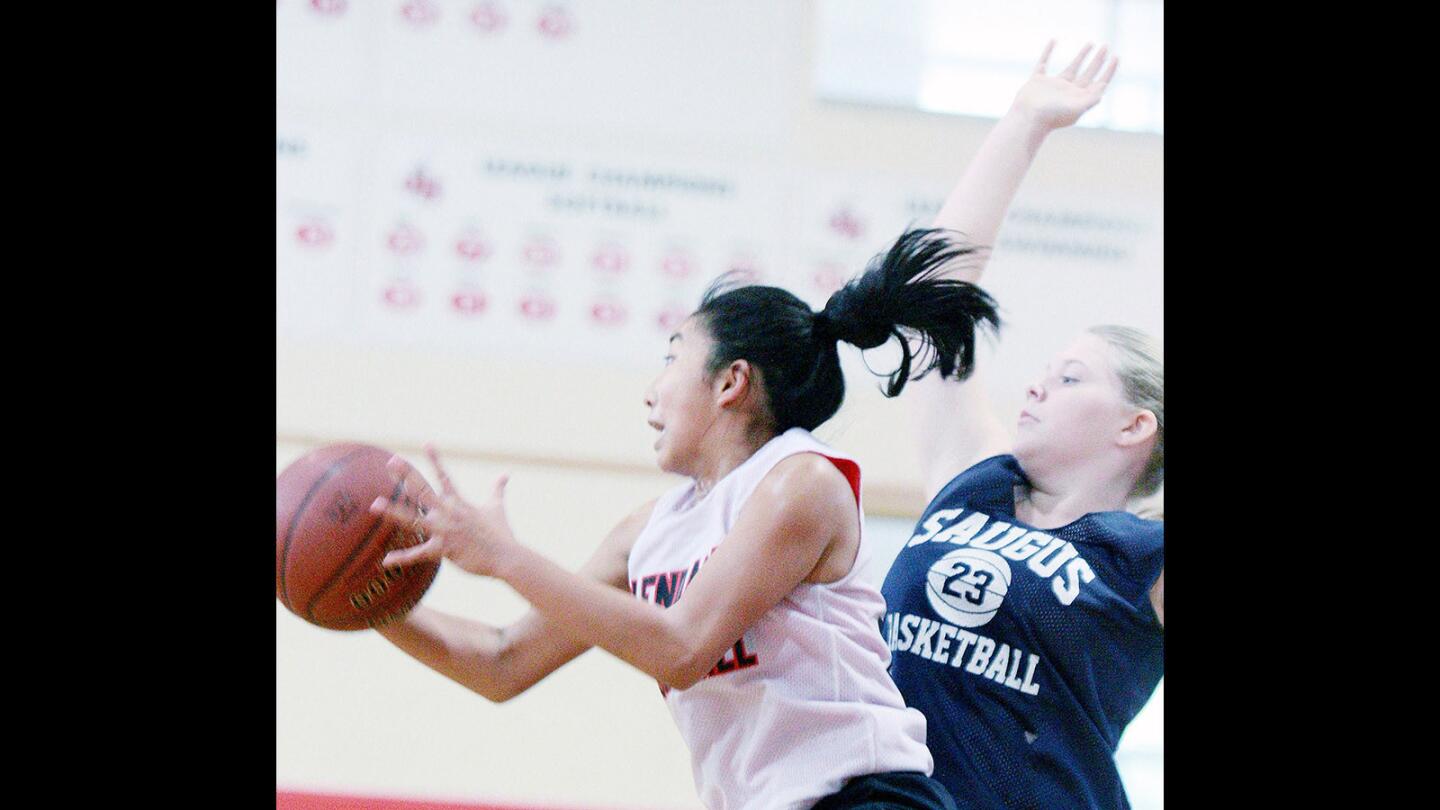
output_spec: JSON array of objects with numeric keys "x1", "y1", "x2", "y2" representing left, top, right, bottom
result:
[{"x1": 1009, "y1": 40, "x2": 1118, "y2": 132}]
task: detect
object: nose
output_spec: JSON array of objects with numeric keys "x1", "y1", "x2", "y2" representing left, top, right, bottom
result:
[
  {"x1": 1026, "y1": 382, "x2": 1045, "y2": 402},
  {"x1": 643, "y1": 385, "x2": 656, "y2": 410}
]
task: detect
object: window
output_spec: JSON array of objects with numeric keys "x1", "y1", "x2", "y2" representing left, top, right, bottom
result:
[{"x1": 815, "y1": 0, "x2": 1164, "y2": 134}]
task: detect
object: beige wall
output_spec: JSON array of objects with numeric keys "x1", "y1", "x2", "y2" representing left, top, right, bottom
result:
[{"x1": 277, "y1": 3, "x2": 1162, "y2": 806}]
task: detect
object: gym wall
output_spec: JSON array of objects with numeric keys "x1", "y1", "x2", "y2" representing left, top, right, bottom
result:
[{"x1": 277, "y1": 2, "x2": 1162, "y2": 807}]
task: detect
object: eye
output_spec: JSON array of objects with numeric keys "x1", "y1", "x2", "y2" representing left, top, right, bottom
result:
[
  {"x1": 1060, "y1": 375, "x2": 1078, "y2": 384},
  {"x1": 663, "y1": 354, "x2": 675, "y2": 366}
]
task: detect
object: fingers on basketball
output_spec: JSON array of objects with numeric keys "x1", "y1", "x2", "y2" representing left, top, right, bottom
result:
[
  {"x1": 383, "y1": 537, "x2": 441, "y2": 569},
  {"x1": 384, "y1": 454, "x2": 441, "y2": 510}
]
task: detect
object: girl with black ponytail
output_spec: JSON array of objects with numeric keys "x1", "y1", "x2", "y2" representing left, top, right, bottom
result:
[{"x1": 367, "y1": 221, "x2": 998, "y2": 808}]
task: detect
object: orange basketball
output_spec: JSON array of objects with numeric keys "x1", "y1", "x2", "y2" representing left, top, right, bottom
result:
[{"x1": 276, "y1": 443, "x2": 440, "y2": 631}]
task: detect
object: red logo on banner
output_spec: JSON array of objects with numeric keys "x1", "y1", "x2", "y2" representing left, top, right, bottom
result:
[
  {"x1": 592, "y1": 246, "x2": 629, "y2": 274},
  {"x1": 310, "y1": 0, "x2": 346, "y2": 16},
  {"x1": 656, "y1": 306, "x2": 689, "y2": 332},
  {"x1": 455, "y1": 235, "x2": 492, "y2": 261},
  {"x1": 813, "y1": 263, "x2": 848, "y2": 293},
  {"x1": 387, "y1": 225, "x2": 424, "y2": 256},
  {"x1": 521, "y1": 239, "x2": 559, "y2": 268},
  {"x1": 519, "y1": 294, "x2": 557, "y2": 321},
  {"x1": 537, "y1": 6, "x2": 572, "y2": 38},
  {"x1": 828, "y1": 208, "x2": 864, "y2": 240},
  {"x1": 452, "y1": 290, "x2": 488, "y2": 315},
  {"x1": 659, "y1": 253, "x2": 695, "y2": 280},
  {"x1": 401, "y1": 0, "x2": 439, "y2": 25},
  {"x1": 296, "y1": 219, "x2": 334, "y2": 248},
  {"x1": 383, "y1": 284, "x2": 420, "y2": 309},
  {"x1": 471, "y1": 1, "x2": 507, "y2": 32},
  {"x1": 405, "y1": 169, "x2": 442, "y2": 200},
  {"x1": 590, "y1": 301, "x2": 627, "y2": 326}
]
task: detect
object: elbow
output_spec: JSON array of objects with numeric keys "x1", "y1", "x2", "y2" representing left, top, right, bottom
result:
[
  {"x1": 648, "y1": 612, "x2": 715, "y2": 691},
  {"x1": 455, "y1": 639, "x2": 524, "y2": 704},
  {"x1": 475, "y1": 683, "x2": 518, "y2": 704},
  {"x1": 660, "y1": 647, "x2": 714, "y2": 692},
  {"x1": 659, "y1": 668, "x2": 703, "y2": 692},
  {"x1": 453, "y1": 667, "x2": 518, "y2": 704},
  {"x1": 661, "y1": 670, "x2": 700, "y2": 692}
]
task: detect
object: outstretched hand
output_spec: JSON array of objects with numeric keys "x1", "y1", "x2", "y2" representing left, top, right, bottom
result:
[
  {"x1": 1011, "y1": 40, "x2": 1119, "y2": 132},
  {"x1": 370, "y1": 444, "x2": 517, "y2": 578}
]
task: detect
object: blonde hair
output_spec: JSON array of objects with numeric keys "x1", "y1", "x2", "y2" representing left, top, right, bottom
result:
[{"x1": 1089, "y1": 325, "x2": 1163, "y2": 498}]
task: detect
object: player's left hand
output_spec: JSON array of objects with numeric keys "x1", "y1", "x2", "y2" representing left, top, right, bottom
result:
[{"x1": 369, "y1": 444, "x2": 517, "y2": 578}]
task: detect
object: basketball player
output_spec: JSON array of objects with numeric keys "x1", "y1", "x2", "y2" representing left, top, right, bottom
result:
[
  {"x1": 877, "y1": 42, "x2": 1163, "y2": 809},
  {"x1": 369, "y1": 231, "x2": 1000, "y2": 809}
]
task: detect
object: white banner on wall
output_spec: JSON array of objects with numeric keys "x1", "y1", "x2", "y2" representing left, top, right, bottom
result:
[
  {"x1": 278, "y1": 132, "x2": 1162, "y2": 372},
  {"x1": 277, "y1": 0, "x2": 1162, "y2": 379}
]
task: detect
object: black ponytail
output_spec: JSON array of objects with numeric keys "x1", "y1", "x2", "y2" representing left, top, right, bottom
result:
[
  {"x1": 820, "y1": 227, "x2": 999, "y2": 395},
  {"x1": 693, "y1": 228, "x2": 999, "y2": 434}
]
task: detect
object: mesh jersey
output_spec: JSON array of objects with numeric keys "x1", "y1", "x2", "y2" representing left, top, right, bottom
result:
[
  {"x1": 879, "y1": 455, "x2": 1163, "y2": 810},
  {"x1": 628, "y1": 428, "x2": 932, "y2": 810}
]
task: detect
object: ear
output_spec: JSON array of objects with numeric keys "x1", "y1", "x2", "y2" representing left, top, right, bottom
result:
[
  {"x1": 714, "y1": 359, "x2": 754, "y2": 409},
  {"x1": 1117, "y1": 409, "x2": 1158, "y2": 448}
]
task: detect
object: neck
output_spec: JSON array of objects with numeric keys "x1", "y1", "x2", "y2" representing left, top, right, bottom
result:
[
  {"x1": 1013, "y1": 456, "x2": 1135, "y2": 530},
  {"x1": 692, "y1": 421, "x2": 777, "y2": 497}
]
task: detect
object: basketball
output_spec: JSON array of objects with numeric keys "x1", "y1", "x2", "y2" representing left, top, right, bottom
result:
[{"x1": 276, "y1": 443, "x2": 440, "y2": 631}]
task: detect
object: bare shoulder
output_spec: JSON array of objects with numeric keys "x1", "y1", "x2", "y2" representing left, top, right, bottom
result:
[
  {"x1": 756, "y1": 452, "x2": 854, "y2": 509},
  {"x1": 756, "y1": 453, "x2": 860, "y2": 583}
]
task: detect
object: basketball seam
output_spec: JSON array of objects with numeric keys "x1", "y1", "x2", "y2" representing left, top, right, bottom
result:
[
  {"x1": 280, "y1": 445, "x2": 372, "y2": 612},
  {"x1": 303, "y1": 472, "x2": 413, "y2": 623}
]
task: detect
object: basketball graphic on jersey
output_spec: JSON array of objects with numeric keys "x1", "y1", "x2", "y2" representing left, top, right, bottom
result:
[{"x1": 925, "y1": 548, "x2": 1012, "y2": 628}]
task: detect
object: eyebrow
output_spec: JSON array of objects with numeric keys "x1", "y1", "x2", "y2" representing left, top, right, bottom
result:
[{"x1": 668, "y1": 333, "x2": 682, "y2": 344}]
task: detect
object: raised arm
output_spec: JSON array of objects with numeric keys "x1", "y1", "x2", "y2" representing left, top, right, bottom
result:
[
  {"x1": 376, "y1": 494, "x2": 654, "y2": 702},
  {"x1": 378, "y1": 450, "x2": 856, "y2": 691},
  {"x1": 913, "y1": 41, "x2": 1118, "y2": 501}
]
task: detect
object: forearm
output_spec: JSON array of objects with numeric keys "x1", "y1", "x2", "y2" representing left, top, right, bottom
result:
[
  {"x1": 496, "y1": 543, "x2": 701, "y2": 688},
  {"x1": 376, "y1": 605, "x2": 524, "y2": 702},
  {"x1": 932, "y1": 107, "x2": 1052, "y2": 281}
]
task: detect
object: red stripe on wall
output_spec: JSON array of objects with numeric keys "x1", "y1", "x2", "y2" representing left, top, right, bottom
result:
[{"x1": 276, "y1": 790, "x2": 605, "y2": 810}]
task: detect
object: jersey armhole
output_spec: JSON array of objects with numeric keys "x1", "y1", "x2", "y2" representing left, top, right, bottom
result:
[
  {"x1": 812, "y1": 453, "x2": 864, "y2": 586},
  {"x1": 818, "y1": 454, "x2": 861, "y2": 510}
]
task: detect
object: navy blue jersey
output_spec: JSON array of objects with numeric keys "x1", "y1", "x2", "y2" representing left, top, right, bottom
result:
[{"x1": 880, "y1": 455, "x2": 1163, "y2": 810}]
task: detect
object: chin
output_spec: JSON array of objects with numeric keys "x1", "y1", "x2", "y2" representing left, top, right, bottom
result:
[
  {"x1": 653, "y1": 447, "x2": 681, "y2": 476},
  {"x1": 1009, "y1": 441, "x2": 1047, "y2": 479},
  {"x1": 1010, "y1": 435, "x2": 1037, "y2": 462}
]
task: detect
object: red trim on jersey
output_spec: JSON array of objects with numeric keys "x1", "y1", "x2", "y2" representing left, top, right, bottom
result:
[{"x1": 818, "y1": 454, "x2": 861, "y2": 508}]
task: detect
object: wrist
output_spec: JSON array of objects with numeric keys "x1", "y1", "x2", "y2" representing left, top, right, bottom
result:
[
  {"x1": 1002, "y1": 104, "x2": 1053, "y2": 137},
  {"x1": 998, "y1": 105, "x2": 1054, "y2": 153},
  {"x1": 490, "y1": 536, "x2": 530, "y2": 582}
]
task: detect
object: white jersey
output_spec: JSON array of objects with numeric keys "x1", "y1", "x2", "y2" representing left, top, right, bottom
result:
[{"x1": 627, "y1": 428, "x2": 932, "y2": 810}]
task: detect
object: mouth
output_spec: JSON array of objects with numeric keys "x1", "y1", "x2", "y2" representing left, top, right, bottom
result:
[
  {"x1": 648, "y1": 419, "x2": 664, "y2": 448},
  {"x1": 1018, "y1": 410, "x2": 1038, "y2": 425}
]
